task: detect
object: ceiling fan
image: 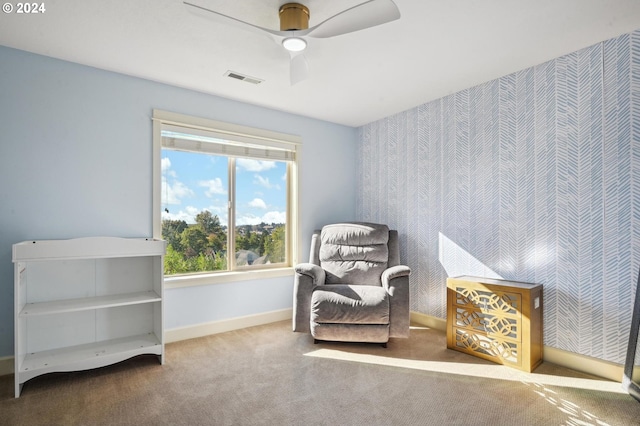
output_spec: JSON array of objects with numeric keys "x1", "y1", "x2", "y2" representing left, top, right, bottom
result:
[{"x1": 183, "y1": 0, "x2": 401, "y2": 85}]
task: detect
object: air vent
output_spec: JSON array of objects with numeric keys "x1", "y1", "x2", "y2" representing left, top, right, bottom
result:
[{"x1": 224, "y1": 70, "x2": 264, "y2": 85}]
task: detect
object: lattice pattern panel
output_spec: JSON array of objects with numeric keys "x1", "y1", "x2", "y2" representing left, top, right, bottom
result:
[
  {"x1": 453, "y1": 287, "x2": 521, "y2": 341},
  {"x1": 454, "y1": 328, "x2": 520, "y2": 365},
  {"x1": 454, "y1": 307, "x2": 519, "y2": 340},
  {"x1": 454, "y1": 287, "x2": 520, "y2": 316}
]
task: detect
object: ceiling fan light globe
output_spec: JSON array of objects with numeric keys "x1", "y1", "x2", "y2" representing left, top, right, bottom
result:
[{"x1": 282, "y1": 37, "x2": 307, "y2": 52}]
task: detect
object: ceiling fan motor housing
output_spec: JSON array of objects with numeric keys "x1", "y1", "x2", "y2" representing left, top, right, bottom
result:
[{"x1": 279, "y1": 3, "x2": 310, "y2": 31}]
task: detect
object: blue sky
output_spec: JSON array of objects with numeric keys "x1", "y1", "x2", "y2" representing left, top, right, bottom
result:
[{"x1": 161, "y1": 149, "x2": 287, "y2": 226}]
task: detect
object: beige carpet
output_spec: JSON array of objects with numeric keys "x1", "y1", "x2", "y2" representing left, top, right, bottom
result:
[{"x1": 1, "y1": 321, "x2": 639, "y2": 425}]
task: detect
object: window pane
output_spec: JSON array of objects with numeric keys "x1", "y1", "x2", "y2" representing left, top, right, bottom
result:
[
  {"x1": 161, "y1": 149, "x2": 229, "y2": 275},
  {"x1": 234, "y1": 159, "x2": 287, "y2": 267}
]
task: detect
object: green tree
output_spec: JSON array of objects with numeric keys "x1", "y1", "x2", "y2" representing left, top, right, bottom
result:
[
  {"x1": 264, "y1": 226, "x2": 286, "y2": 263},
  {"x1": 208, "y1": 232, "x2": 225, "y2": 253},
  {"x1": 181, "y1": 226, "x2": 208, "y2": 258},
  {"x1": 236, "y1": 232, "x2": 249, "y2": 251},
  {"x1": 248, "y1": 231, "x2": 261, "y2": 254},
  {"x1": 196, "y1": 210, "x2": 221, "y2": 235},
  {"x1": 162, "y1": 219, "x2": 188, "y2": 252},
  {"x1": 164, "y1": 244, "x2": 188, "y2": 275},
  {"x1": 197, "y1": 210, "x2": 227, "y2": 255},
  {"x1": 261, "y1": 231, "x2": 269, "y2": 256}
]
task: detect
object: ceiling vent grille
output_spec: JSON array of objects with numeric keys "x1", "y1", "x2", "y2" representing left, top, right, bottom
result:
[{"x1": 224, "y1": 70, "x2": 264, "y2": 85}]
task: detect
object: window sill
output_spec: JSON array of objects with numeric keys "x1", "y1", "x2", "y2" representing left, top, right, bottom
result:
[{"x1": 164, "y1": 267, "x2": 294, "y2": 289}]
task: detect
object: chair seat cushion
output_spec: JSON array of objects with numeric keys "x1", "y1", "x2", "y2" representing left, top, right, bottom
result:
[{"x1": 311, "y1": 285, "x2": 389, "y2": 325}]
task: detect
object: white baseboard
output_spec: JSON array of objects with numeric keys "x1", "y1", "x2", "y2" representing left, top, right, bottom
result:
[
  {"x1": 410, "y1": 311, "x2": 447, "y2": 331},
  {"x1": 409, "y1": 312, "x2": 624, "y2": 382},
  {"x1": 543, "y1": 346, "x2": 623, "y2": 382},
  {"x1": 0, "y1": 310, "x2": 625, "y2": 383},
  {"x1": 165, "y1": 308, "x2": 293, "y2": 344},
  {"x1": 0, "y1": 356, "x2": 13, "y2": 377}
]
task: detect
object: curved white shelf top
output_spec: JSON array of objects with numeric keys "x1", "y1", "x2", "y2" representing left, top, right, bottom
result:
[{"x1": 12, "y1": 237, "x2": 166, "y2": 261}]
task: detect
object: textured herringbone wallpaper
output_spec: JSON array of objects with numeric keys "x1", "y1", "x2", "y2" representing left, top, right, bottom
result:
[{"x1": 357, "y1": 29, "x2": 640, "y2": 364}]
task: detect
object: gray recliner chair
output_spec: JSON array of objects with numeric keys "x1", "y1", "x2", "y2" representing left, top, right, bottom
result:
[{"x1": 292, "y1": 222, "x2": 411, "y2": 346}]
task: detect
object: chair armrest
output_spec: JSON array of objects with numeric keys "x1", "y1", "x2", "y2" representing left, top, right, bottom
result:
[
  {"x1": 292, "y1": 263, "x2": 326, "y2": 334},
  {"x1": 382, "y1": 265, "x2": 411, "y2": 338},
  {"x1": 295, "y1": 263, "x2": 326, "y2": 285},
  {"x1": 381, "y1": 265, "x2": 411, "y2": 294}
]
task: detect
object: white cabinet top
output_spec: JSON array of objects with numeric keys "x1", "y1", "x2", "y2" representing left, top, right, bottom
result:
[{"x1": 13, "y1": 237, "x2": 166, "y2": 261}]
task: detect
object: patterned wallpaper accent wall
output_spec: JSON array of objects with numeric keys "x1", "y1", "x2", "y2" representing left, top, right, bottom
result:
[{"x1": 357, "y1": 30, "x2": 640, "y2": 363}]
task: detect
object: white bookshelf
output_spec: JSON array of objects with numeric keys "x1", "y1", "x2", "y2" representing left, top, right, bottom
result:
[{"x1": 12, "y1": 237, "x2": 166, "y2": 397}]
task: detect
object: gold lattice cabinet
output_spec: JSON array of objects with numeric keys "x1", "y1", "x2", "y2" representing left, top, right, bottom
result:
[{"x1": 446, "y1": 276, "x2": 543, "y2": 372}]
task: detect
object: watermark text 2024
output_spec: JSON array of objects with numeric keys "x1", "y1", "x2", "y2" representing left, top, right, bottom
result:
[{"x1": 2, "y1": 3, "x2": 46, "y2": 14}]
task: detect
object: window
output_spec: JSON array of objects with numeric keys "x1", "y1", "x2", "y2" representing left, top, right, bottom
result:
[{"x1": 152, "y1": 110, "x2": 299, "y2": 285}]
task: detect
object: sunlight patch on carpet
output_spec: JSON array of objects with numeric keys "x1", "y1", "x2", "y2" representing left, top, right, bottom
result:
[{"x1": 303, "y1": 349, "x2": 625, "y2": 394}]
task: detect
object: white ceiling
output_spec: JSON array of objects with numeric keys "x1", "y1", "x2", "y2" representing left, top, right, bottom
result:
[{"x1": 2, "y1": 0, "x2": 640, "y2": 127}]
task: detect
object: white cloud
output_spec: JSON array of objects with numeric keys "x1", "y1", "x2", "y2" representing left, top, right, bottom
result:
[
  {"x1": 237, "y1": 159, "x2": 276, "y2": 172},
  {"x1": 161, "y1": 205, "x2": 200, "y2": 224},
  {"x1": 205, "y1": 204, "x2": 226, "y2": 216},
  {"x1": 161, "y1": 157, "x2": 176, "y2": 177},
  {"x1": 161, "y1": 157, "x2": 171, "y2": 171},
  {"x1": 248, "y1": 198, "x2": 267, "y2": 209},
  {"x1": 161, "y1": 157, "x2": 190, "y2": 205},
  {"x1": 161, "y1": 178, "x2": 194, "y2": 205},
  {"x1": 262, "y1": 211, "x2": 286, "y2": 223},
  {"x1": 253, "y1": 174, "x2": 281, "y2": 190},
  {"x1": 236, "y1": 210, "x2": 286, "y2": 226},
  {"x1": 199, "y1": 178, "x2": 227, "y2": 197}
]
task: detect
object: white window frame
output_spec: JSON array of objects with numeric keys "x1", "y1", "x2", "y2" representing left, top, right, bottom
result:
[{"x1": 152, "y1": 109, "x2": 300, "y2": 288}]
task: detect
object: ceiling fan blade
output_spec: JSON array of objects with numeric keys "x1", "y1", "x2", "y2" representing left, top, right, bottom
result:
[
  {"x1": 184, "y1": 1, "x2": 287, "y2": 38},
  {"x1": 307, "y1": 0, "x2": 400, "y2": 39},
  {"x1": 290, "y1": 53, "x2": 309, "y2": 85}
]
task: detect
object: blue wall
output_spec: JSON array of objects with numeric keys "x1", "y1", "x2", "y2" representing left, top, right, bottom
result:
[
  {"x1": 0, "y1": 46, "x2": 358, "y2": 357},
  {"x1": 357, "y1": 30, "x2": 640, "y2": 364}
]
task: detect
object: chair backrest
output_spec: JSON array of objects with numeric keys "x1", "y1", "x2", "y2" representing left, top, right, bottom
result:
[{"x1": 316, "y1": 222, "x2": 391, "y2": 285}]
